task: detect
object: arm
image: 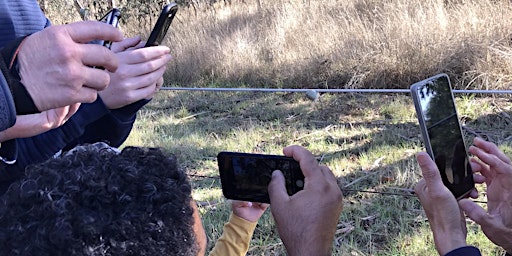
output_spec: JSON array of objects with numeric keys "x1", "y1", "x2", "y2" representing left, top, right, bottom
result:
[
  {"x1": 209, "y1": 201, "x2": 268, "y2": 256},
  {"x1": 268, "y1": 145, "x2": 343, "y2": 256},
  {"x1": 208, "y1": 213, "x2": 258, "y2": 256}
]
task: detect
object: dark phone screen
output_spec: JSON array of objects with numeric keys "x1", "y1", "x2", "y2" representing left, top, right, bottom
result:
[
  {"x1": 218, "y1": 153, "x2": 304, "y2": 203},
  {"x1": 413, "y1": 76, "x2": 474, "y2": 198}
]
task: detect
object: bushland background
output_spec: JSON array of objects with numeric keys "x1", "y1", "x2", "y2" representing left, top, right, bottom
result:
[{"x1": 42, "y1": 0, "x2": 512, "y2": 255}]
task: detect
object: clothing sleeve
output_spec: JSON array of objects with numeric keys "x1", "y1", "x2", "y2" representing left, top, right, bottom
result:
[
  {"x1": 444, "y1": 246, "x2": 481, "y2": 256},
  {"x1": 208, "y1": 213, "x2": 258, "y2": 256},
  {"x1": 62, "y1": 99, "x2": 150, "y2": 150},
  {"x1": 0, "y1": 98, "x2": 111, "y2": 194}
]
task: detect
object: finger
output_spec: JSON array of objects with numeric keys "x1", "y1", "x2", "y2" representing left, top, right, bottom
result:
[
  {"x1": 283, "y1": 145, "x2": 319, "y2": 178},
  {"x1": 65, "y1": 21, "x2": 123, "y2": 43},
  {"x1": 117, "y1": 46, "x2": 171, "y2": 66},
  {"x1": 110, "y1": 36, "x2": 142, "y2": 53},
  {"x1": 459, "y1": 199, "x2": 493, "y2": 227},
  {"x1": 123, "y1": 66, "x2": 167, "y2": 95},
  {"x1": 416, "y1": 152, "x2": 446, "y2": 192},
  {"x1": 119, "y1": 54, "x2": 171, "y2": 79},
  {"x1": 473, "y1": 137, "x2": 512, "y2": 165},
  {"x1": 79, "y1": 44, "x2": 119, "y2": 72},
  {"x1": 268, "y1": 170, "x2": 289, "y2": 204},
  {"x1": 470, "y1": 145, "x2": 512, "y2": 176},
  {"x1": 469, "y1": 155, "x2": 491, "y2": 179},
  {"x1": 469, "y1": 188, "x2": 479, "y2": 199},
  {"x1": 83, "y1": 67, "x2": 112, "y2": 91},
  {"x1": 64, "y1": 103, "x2": 81, "y2": 120},
  {"x1": 472, "y1": 173, "x2": 485, "y2": 184},
  {"x1": 156, "y1": 76, "x2": 164, "y2": 89}
]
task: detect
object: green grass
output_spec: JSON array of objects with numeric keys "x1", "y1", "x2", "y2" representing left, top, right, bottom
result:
[{"x1": 123, "y1": 89, "x2": 512, "y2": 255}]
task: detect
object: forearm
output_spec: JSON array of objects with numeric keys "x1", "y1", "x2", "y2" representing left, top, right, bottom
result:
[{"x1": 209, "y1": 213, "x2": 257, "y2": 256}]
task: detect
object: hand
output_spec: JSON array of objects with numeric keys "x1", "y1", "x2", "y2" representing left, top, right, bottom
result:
[
  {"x1": 231, "y1": 200, "x2": 269, "y2": 223},
  {"x1": 414, "y1": 152, "x2": 468, "y2": 255},
  {"x1": 458, "y1": 137, "x2": 512, "y2": 252},
  {"x1": 99, "y1": 36, "x2": 172, "y2": 109},
  {"x1": 268, "y1": 145, "x2": 343, "y2": 256},
  {"x1": 17, "y1": 21, "x2": 123, "y2": 111},
  {"x1": 0, "y1": 103, "x2": 80, "y2": 142}
]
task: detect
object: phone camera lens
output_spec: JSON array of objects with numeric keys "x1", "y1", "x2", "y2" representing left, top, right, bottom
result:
[{"x1": 295, "y1": 180, "x2": 304, "y2": 188}]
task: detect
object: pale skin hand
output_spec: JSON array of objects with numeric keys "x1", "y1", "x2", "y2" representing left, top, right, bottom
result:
[
  {"x1": 231, "y1": 200, "x2": 269, "y2": 223},
  {"x1": 414, "y1": 152, "x2": 468, "y2": 255},
  {"x1": 0, "y1": 103, "x2": 80, "y2": 142},
  {"x1": 17, "y1": 21, "x2": 123, "y2": 111},
  {"x1": 268, "y1": 145, "x2": 343, "y2": 256},
  {"x1": 458, "y1": 137, "x2": 512, "y2": 253},
  {"x1": 99, "y1": 36, "x2": 172, "y2": 109}
]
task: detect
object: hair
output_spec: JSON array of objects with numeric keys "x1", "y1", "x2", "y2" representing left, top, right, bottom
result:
[{"x1": 0, "y1": 143, "x2": 198, "y2": 256}]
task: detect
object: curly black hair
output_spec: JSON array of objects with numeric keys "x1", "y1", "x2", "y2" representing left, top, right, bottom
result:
[{"x1": 0, "y1": 143, "x2": 198, "y2": 256}]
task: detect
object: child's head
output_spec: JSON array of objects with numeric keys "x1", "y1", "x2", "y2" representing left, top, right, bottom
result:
[{"x1": 0, "y1": 143, "x2": 203, "y2": 256}]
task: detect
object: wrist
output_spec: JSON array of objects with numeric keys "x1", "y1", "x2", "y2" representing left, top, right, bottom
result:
[{"x1": 434, "y1": 232, "x2": 467, "y2": 256}]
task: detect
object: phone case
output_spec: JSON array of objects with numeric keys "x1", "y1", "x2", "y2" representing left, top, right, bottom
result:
[{"x1": 145, "y1": 3, "x2": 178, "y2": 47}]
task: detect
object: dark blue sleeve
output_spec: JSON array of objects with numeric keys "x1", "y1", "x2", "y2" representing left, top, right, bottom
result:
[
  {"x1": 444, "y1": 246, "x2": 481, "y2": 256},
  {"x1": 0, "y1": 98, "x2": 111, "y2": 194},
  {"x1": 62, "y1": 99, "x2": 150, "y2": 150}
]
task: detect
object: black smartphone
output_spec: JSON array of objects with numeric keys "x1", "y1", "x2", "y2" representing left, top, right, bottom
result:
[
  {"x1": 410, "y1": 73, "x2": 475, "y2": 199},
  {"x1": 145, "y1": 3, "x2": 178, "y2": 47},
  {"x1": 217, "y1": 151, "x2": 305, "y2": 204},
  {"x1": 97, "y1": 8, "x2": 121, "y2": 49}
]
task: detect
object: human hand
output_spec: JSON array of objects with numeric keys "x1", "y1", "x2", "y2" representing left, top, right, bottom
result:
[
  {"x1": 17, "y1": 21, "x2": 123, "y2": 111},
  {"x1": 0, "y1": 103, "x2": 80, "y2": 142},
  {"x1": 231, "y1": 200, "x2": 269, "y2": 223},
  {"x1": 268, "y1": 145, "x2": 343, "y2": 256},
  {"x1": 414, "y1": 152, "x2": 468, "y2": 255},
  {"x1": 99, "y1": 36, "x2": 172, "y2": 109},
  {"x1": 458, "y1": 137, "x2": 512, "y2": 253}
]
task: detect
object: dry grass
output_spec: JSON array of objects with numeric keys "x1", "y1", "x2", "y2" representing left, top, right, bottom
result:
[{"x1": 43, "y1": 0, "x2": 512, "y2": 89}]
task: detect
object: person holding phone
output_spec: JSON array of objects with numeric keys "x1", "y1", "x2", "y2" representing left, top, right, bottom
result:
[
  {"x1": 0, "y1": 1, "x2": 173, "y2": 194},
  {"x1": 414, "y1": 137, "x2": 512, "y2": 256}
]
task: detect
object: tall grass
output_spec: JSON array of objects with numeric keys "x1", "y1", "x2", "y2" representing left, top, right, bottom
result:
[{"x1": 44, "y1": 0, "x2": 512, "y2": 89}]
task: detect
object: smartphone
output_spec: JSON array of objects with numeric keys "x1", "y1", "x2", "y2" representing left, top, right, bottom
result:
[
  {"x1": 145, "y1": 3, "x2": 178, "y2": 47},
  {"x1": 217, "y1": 152, "x2": 305, "y2": 203},
  {"x1": 410, "y1": 73, "x2": 475, "y2": 199},
  {"x1": 97, "y1": 8, "x2": 121, "y2": 49}
]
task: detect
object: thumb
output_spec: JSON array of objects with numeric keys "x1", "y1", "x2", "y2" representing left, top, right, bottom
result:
[
  {"x1": 268, "y1": 170, "x2": 288, "y2": 204},
  {"x1": 416, "y1": 152, "x2": 446, "y2": 192},
  {"x1": 459, "y1": 199, "x2": 491, "y2": 226}
]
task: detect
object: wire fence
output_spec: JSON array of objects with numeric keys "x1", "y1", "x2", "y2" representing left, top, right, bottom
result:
[{"x1": 161, "y1": 87, "x2": 512, "y2": 94}]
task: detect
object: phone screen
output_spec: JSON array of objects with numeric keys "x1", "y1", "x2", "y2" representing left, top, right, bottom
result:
[
  {"x1": 218, "y1": 152, "x2": 305, "y2": 203},
  {"x1": 411, "y1": 74, "x2": 474, "y2": 199}
]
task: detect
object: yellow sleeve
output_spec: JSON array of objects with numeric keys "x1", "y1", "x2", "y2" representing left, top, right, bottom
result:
[{"x1": 208, "y1": 213, "x2": 258, "y2": 256}]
